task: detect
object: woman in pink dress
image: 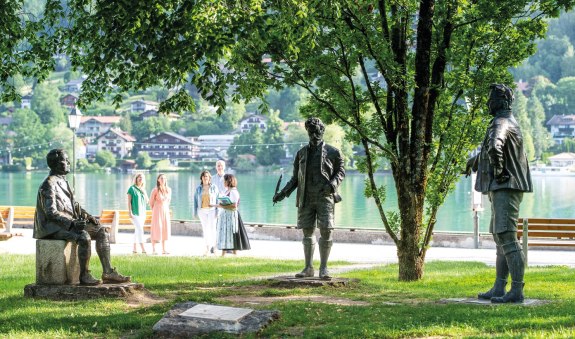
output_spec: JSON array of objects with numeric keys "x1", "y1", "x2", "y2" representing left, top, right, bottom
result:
[{"x1": 149, "y1": 173, "x2": 171, "y2": 255}]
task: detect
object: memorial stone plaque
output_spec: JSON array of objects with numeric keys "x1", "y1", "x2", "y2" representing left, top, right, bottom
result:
[{"x1": 179, "y1": 304, "x2": 254, "y2": 323}]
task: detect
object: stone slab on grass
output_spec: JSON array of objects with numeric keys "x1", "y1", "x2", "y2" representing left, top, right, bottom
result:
[
  {"x1": 153, "y1": 302, "x2": 279, "y2": 337},
  {"x1": 440, "y1": 298, "x2": 549, "y2": 306},
  {"x1": 24, "y1": 282, "x2": 146, "y2": 300},
  {"x1": 180, "y1": 304, "x2": 254, "y2": 322},
  {"x1": 268, "y1": 275, "x2": 354, "y2": 287}
]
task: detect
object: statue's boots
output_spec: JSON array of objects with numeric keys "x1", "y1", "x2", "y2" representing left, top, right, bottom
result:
[
  {"x1": 478, "y1": 278, "x2": 507, "y2": 300},
  {"x1": 318, "y1": 238, "x2": 332, "y2": 280},
  {"x1": 102, "y1": 267, "x2": 131, "y2": 284},
  {"x1": 492, "y1": 248, "x2": 525, "y2": 303},
  {"x1": 491, "y1": 282, "x2": 524, "y2": 303},
  {"x1": 295, "y1": 238, "x2": 315, "y2": 278},
  {"x1": 80, "y1": 270, "x2": 102, "y2": 286},
  {"x1": 92, "y1": 228, "x2": 131, "y2": 283},
  {"x1": 478, "y1": 247, "x2": 508, "y2": 299}
]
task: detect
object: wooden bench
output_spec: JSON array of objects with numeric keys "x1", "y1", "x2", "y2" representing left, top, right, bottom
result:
[
  {"x1": 99, "y1": 210, "x2": 154, "y2": 244},
  {"x1": 0, "y1": 206, "x2": 36, "y2": 233},
  {"x1": 0, "y1": 213, "x2": 10, "y2": 240},
  {"x1": 517, "y1": 218, "x2": 575, "y2": 265}
]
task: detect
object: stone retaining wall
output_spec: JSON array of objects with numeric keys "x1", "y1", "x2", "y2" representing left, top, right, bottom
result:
[{"x1": 168, "y1": 221, "x2": 498, "y2": 249}]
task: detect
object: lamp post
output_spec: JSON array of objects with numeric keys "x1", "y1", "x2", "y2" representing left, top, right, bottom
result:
[{"x1": 68, "y1": 107, "x2": 83, "y2": 191}]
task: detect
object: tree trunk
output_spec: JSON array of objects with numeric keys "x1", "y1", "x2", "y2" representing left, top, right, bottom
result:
[
  {"x1": 396, "y1": 173, "x2": 426, "y2": 281},
  {"x1": 397, "y1": 241, "x2": 424, "y2": 281}
]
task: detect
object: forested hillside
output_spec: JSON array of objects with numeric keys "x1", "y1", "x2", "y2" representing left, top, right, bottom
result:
[{"x1": 511, "y1": 11, "x2": 575, "y2": 159}]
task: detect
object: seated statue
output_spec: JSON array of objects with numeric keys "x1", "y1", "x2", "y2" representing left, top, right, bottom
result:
[{"x1": 34, "y1": 149, "x2": 130, "y2": 285}]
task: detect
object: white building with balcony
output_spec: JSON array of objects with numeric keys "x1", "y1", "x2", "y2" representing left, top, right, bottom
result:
[{"x1": 547, "y1": 114, "x2": 575, "y2": 144}]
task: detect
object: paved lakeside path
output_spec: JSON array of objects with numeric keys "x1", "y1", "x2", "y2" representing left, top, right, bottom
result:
[{"x1": 2, "y1": 228, "x2": 574, "y2": 268}]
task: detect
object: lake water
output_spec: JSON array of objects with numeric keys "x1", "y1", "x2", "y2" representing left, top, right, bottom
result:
[{"x1": 1, "y1": 171, "x2": 574, "y2": 233}]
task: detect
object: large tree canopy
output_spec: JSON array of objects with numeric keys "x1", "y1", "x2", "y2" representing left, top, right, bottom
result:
[
  {"x1": 42, "y1": 0, "x2": 264, "y2": 113},
  {"x1": 218, "y1": 0, "x2": 574, "y2": 280},
  {"x1": 0, "y1": 1, "x2": 58, "y2": 102},
  {"x1": 5, "y1": 0, "x2": 575, "y2": 281}
]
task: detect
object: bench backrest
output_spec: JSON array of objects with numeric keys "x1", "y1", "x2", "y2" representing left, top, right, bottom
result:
[
  {"x1": 99, "y1": 209, "x2": 156, "y2": 226},
  {"x1": 0, "y1": 206, "x2": 36, "y2": 222},
  {"x1": 517, "y1": 218, "x2": 575, "y2": 238}
]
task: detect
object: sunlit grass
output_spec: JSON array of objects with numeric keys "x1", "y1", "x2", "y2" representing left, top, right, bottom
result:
[{"x1": 2, "y1": 254, "x2": 575, "y2": 338}]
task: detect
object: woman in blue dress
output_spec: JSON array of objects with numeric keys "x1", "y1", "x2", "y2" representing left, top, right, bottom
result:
[
  {"x1": 216, "y1": 174, "x2": 239, "y2": 256},
  {"x1": 216, "y1": 174, "x2": 250, "y2": 256}
]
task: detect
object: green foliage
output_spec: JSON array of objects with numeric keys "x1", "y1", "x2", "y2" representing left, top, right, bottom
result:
[
  {"x1": 283, "y1": 123, "x2": 308, "y2": 157},
  {"x1": 234, "y1": 155, "x2": 258, "y2": 171},
  {"x1": 0, "y1": 0, "x2": 58, "y2": 103},
  {"x1": 227, "y1": 126, "x2": 263, "y2": 163},
  {"x1": 324, "y1": 124, "x2": 353, "y2": 167},
  {"x1": 119, "y1": 111, "x2": 132, "y2": 134},
  {"x1": 76, "y1": 158, "x2": 101, "y2": 172},
  {"x1": 266, "y1": 86, "x2": 307, "y2": 121},
  {"x1": 514, "y1": 91, "x2": 536, "y2": 160},
  {"x1": 42, "y1": 0, "x2": 266, "y2": 113},
  {"x1": 136, "y1": 151, "x2": 152, "y2": 169},
  {"x1": 30, "y1": 83, "x2": 65, "y2": 126},
  {"x1": 153, "y1": 159, "x2": 171, "y2": 171},
  {"x1": 9, "y1": 109, "x2": 48, "y2": 161},
  {"x1": 131, "y1": 116, "x2": 171, "y2": 140},
  {"x1": 527, "y1": 96, "x2": 553, "y2": 158},
  {"x1": 256, "y1": 111, "x2": 284, "y2": 166},
  {"x1": 176, "y1": 161, "x2": 192, "y2": 168},
  {"x1": 95, "y1": 150, "x2": 116, "y2": 168}
]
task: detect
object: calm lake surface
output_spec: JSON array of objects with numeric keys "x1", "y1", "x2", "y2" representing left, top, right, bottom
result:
[{"x1": 1, "y1": 171, "x2": 574, "y2": 233}]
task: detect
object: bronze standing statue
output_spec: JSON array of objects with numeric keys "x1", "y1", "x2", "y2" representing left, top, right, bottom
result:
[
  {"x1": 465, "y1": 84, "x2": 532, "y2": 303},
  {"x1": 273, "y1": 117, "x2": 345, "y2": 279},
  {"x1": 34, "y1": 149, "x2": 131, "y2": 285}
]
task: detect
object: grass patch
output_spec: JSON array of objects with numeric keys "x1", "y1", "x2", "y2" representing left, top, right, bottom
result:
[{"x1": 1, "y1": 255, "x2": 574, "y2": 338}]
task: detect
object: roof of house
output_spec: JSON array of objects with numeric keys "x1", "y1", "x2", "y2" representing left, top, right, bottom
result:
[
  {"x1": 81, "y1": 116, "x2": 121, "y2": 124},
  {"x1": 140, "y1": 131, "x2": 198, "y2": 144},
  {"x1": 240, "y1": 114, "x2": 268, "y2": 123},
  {"x1": 62, "y1": 94, "x2": 79, "y2": 99},
  {"x1": 546, "y1": 115, "x2": 575, "y2": 126},
  {"x1": 548, "y1": 152, "x2": 575, "y2": 161},
  {"x1": 139, "y1": 110, "x2": 180, "y2": 119},
  {"x1": 132, "y1": 100, "x2": 159, "y2": 105},
  {"x1": 103, "y1": 128, "x2": 136, "y2": 142}
]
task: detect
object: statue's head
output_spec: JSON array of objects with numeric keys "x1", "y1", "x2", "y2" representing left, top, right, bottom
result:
[
  {"x1": 46, "y1": 149, "x2": 70, "y2": 175},
  {"x1": 487, "y1": 84, "x2": 514, "y2": 115},
  {"x1": 305, "y1": 117, "x2": 325, "y2": 146}
]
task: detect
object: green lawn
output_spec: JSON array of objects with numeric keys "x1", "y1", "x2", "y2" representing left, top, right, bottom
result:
[{"x1": 1, "y1": 254, "x2": 574, "y2": 338}]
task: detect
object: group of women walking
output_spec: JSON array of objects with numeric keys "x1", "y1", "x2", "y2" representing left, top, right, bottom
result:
[
  {"x1": 127, "y1": 173, "x2": 171, "y2": 255},
  {"x1": 127, "y1": 170, "x2": 250, "y2": 256}
]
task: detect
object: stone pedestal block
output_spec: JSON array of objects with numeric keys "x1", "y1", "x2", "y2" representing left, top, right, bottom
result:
[
  {"x1": 24, "y1": 282, "x2": 146, "y2": 300},
  {"x1": 36, "y1": 239, "x2": 80, "y2": 285}
]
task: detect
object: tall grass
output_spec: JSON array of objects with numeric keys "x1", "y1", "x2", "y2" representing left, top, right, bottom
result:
[{"x1": 1, "y1": 254, "x2": 574, "y2": 338}]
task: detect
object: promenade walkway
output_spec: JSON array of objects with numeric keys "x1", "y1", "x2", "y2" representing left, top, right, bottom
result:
[{"x1": 1, "y1": 227, "x2": 574, "y2": 267}]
